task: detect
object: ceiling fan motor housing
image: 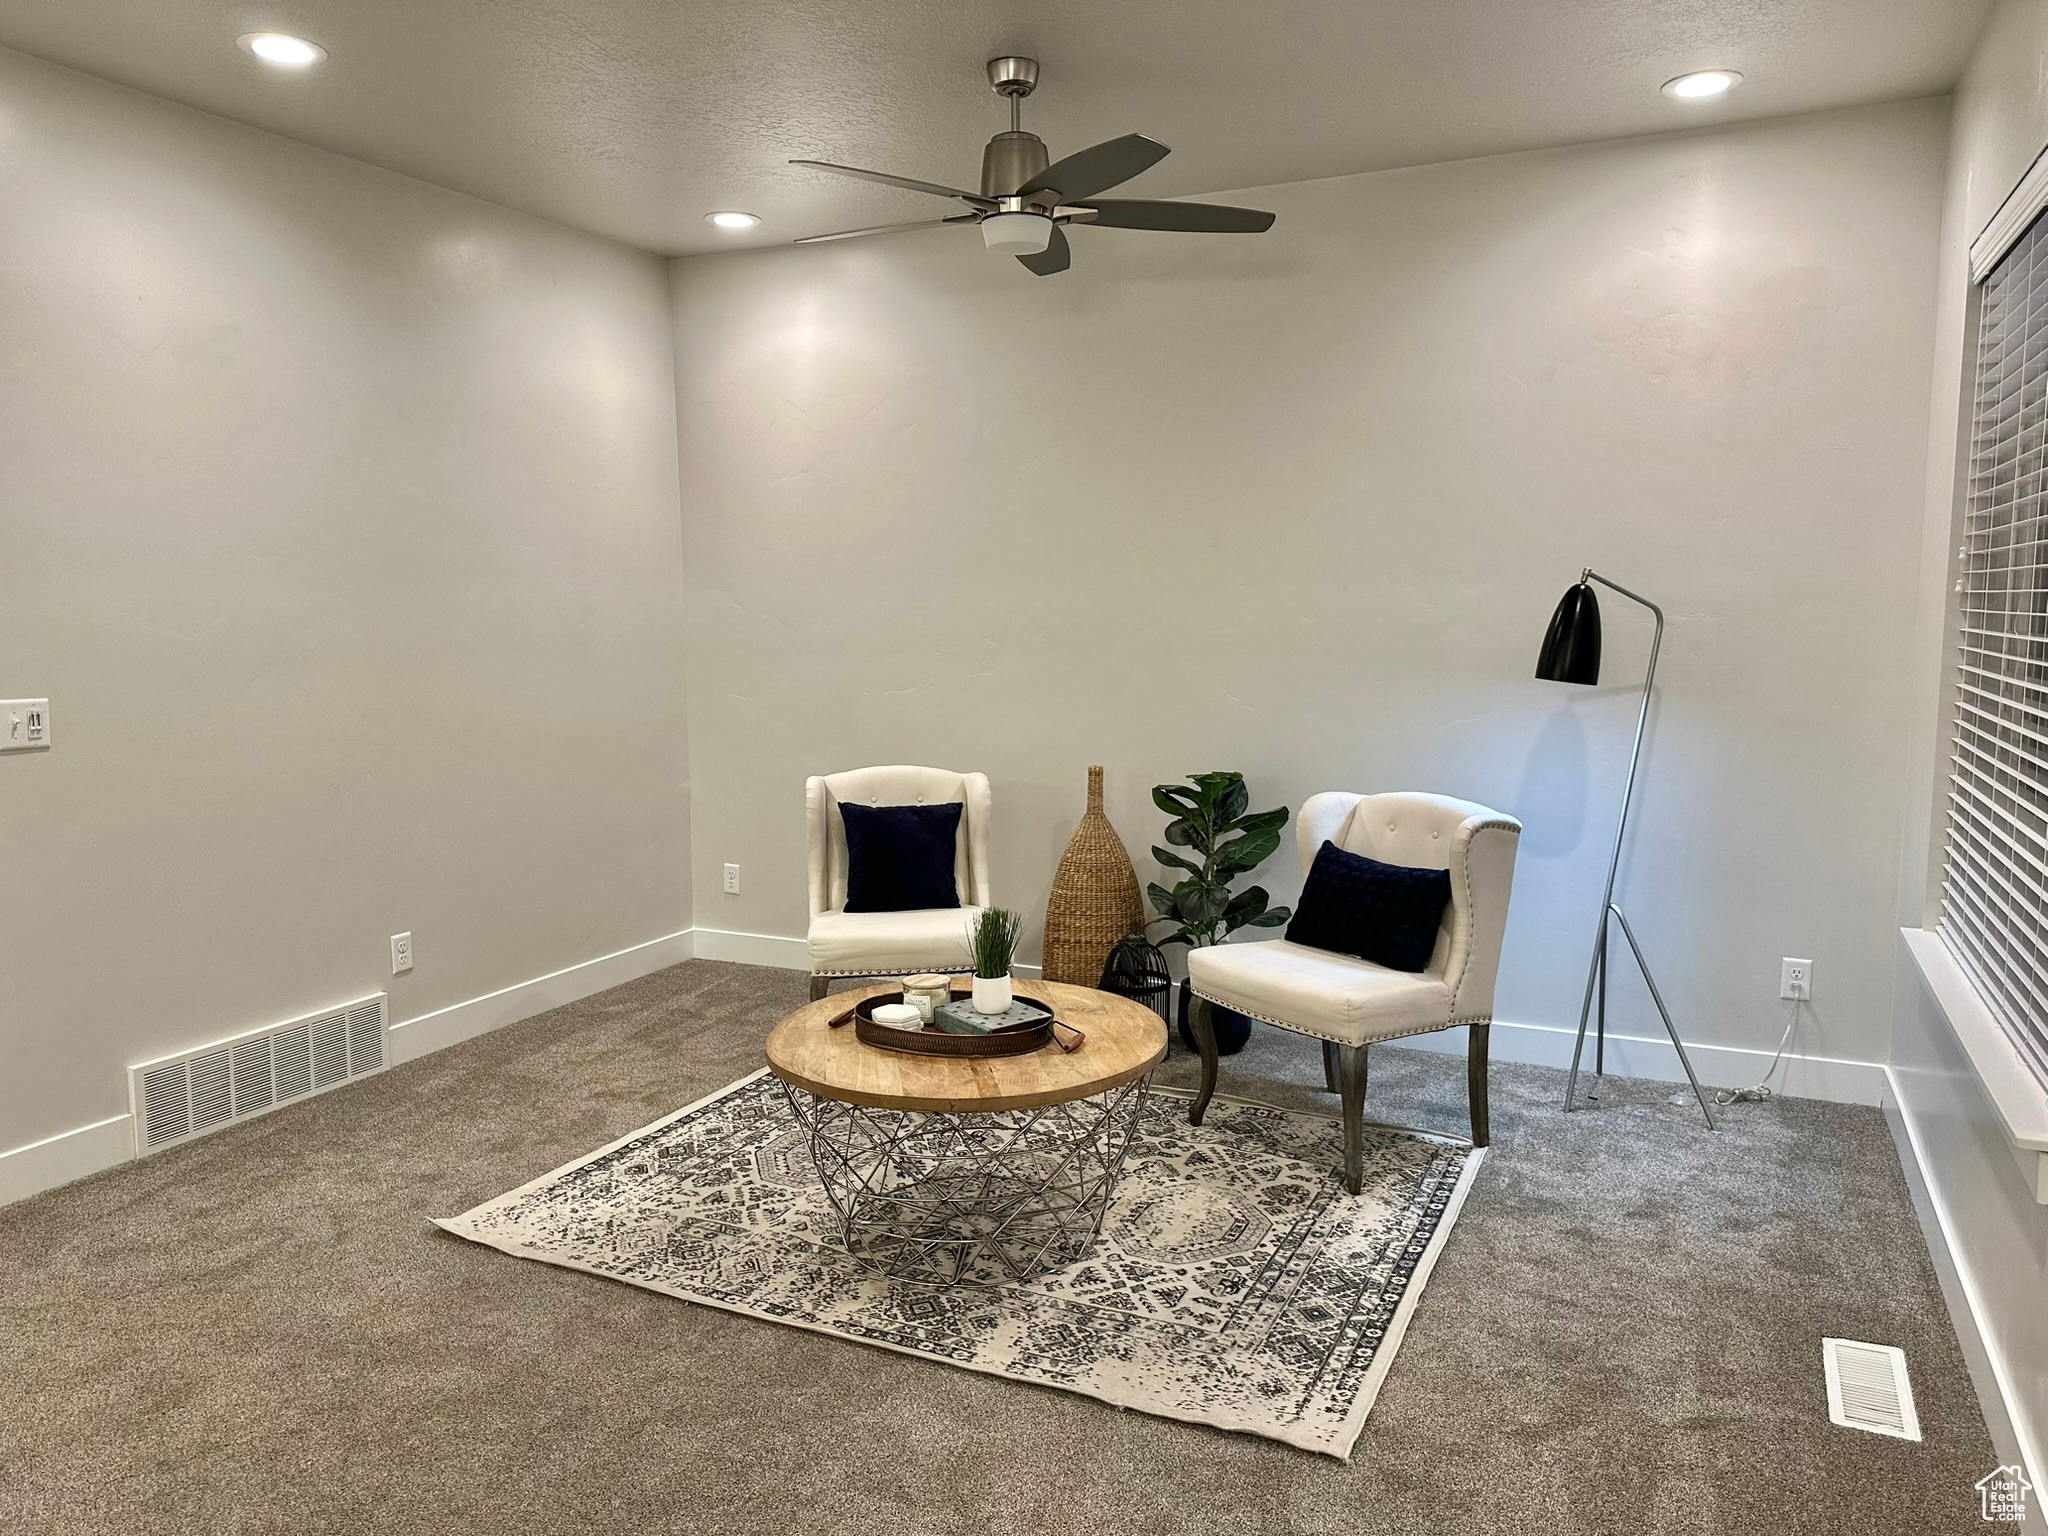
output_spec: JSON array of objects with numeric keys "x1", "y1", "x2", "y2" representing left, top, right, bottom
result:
[{"x1": 981, "y1": 131, "x2": 1053, "y2": 202}]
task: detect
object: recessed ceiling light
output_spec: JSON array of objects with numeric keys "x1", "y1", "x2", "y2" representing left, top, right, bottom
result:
[
  {"x1": 1662, "y1": 69, "x2": 1741, "y2": 100},
  {"x1": 706, "y1": 211, "x2": 761, "y2": 230},
  {"x1": 238, "y1": 33, "x2": 326, "y2": 67}
]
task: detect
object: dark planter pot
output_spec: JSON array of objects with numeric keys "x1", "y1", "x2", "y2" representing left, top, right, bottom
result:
[{"x1": 1176, "y1": 978, "x2": 1252, "y2": 1056}]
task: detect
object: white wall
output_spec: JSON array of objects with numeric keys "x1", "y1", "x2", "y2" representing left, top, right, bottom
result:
[
  {"x1": 0, "y1": 46, "x2": 691, "y2": 1172},
  {"x1": 1890, "y1": 0, "x2": 2048, "y2": 1493},
  {"x1": 671, "y1": 100, "x2": 1945, "y2": 1087}
]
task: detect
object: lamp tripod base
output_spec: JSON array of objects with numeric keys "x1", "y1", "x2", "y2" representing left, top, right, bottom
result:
[{"x1": 1564, "y1": 903, "x2": 1716, "y2": 1130}]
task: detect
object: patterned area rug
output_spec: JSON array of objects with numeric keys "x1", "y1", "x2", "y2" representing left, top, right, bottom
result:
[{"x1": 436, "y1": 1070, "x2": 1483, "y2": 1459}]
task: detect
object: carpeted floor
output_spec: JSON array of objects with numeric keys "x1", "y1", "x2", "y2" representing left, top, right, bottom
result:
[{"x1": 0, "y1": 960, "x2": 1993, "y2": 1535}]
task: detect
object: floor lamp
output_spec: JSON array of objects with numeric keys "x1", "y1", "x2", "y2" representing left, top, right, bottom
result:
[{"x1": 1535, "y1": 569, "x2": 1717, "y2": 1129}]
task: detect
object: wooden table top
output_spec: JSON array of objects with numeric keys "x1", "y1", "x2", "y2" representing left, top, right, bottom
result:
[{"x1": 765, "y1": 979, "x2": 1168, "y2": 1113}]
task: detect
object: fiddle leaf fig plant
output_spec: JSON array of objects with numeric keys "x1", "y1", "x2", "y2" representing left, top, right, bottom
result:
[{"x1": 1146, "y1": 771, "x2": 1292, "y2": 949}]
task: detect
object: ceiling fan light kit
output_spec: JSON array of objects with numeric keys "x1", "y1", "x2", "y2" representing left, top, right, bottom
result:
[
  {"x1": 789, "y1": 57, "x2": 1276, "y2": 275},
  {"x1": 981, "y1": 213, "x2": 1053, "y2": 255}
]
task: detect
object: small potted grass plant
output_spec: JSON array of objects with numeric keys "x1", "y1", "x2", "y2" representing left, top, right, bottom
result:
[{"x1": 969, "y1": 907, "x2": 1023, "y2": 1014}]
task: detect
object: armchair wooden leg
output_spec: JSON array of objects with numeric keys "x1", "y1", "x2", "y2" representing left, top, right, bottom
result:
[
  {"x1": 1188, "y1": 994, "x2": 1220, "y2": 1126},
  {"x1": 1338, "y1": 1044, "x2": 1369, "y2": 1195},
  {"x1": 1322, "y1": 1039, "x2": 1341, "y2": 1093},
  {"x1": 1468, "y1": 1022, "x2": 1491, "y2": 1148},
  {"x1": 809, "y1": 975, "x2": 829, "y2": 1002}
]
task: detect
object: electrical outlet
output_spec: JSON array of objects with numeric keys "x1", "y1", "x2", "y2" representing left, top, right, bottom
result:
[
  {"x1": 1781, "y1": 958, "x2": 1812, "y2": 1000},
  {"x1": 391, "y1": 932, "x2": 413, "y2": 975},
  {"x1": 722, "y1": 863, "x2": 741, "y2": 895},
  {"x1": 0, "y1": 699, "x2": 50, "y2": 751}
]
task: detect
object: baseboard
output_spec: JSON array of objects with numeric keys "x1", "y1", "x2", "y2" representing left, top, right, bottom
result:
[
  {"x1": 0, "y1": 1114, "x2": 134, "y2": 1209},
  {"x1": 689, "y1": 926, "x2": 808, "y2": 969},
  {"x1": 386, "y1": 927, "x2": 697, "y2": 1065},
  {"x1": 691, "y1": 930, "x2": 1872, "y2": 1099},
  {"x1": 1, "y1": 929, "x2": 700, "y2": 1211},
  {"x1": 1884, "y1": 1068, "x2": 2041, "y2": 1508},
  {"x1": 1399, "y1": 1017, "x2": 1887, "y2": 1105},
  {"x1": 688, "y1": 926, "x2": 1044, "y2": 980},
  {"x1": 5, "y1": 933, "x2": 1871, "y2": 1214}
]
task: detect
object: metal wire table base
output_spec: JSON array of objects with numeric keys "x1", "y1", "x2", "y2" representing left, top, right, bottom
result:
[{"x1": 779, "y1": 1079, "x2": 1150, "y2": 1287}]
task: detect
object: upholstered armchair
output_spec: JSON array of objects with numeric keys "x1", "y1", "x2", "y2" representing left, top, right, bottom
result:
[
  {"x1": 1185, "y1": 791, "x2": 1521, "y2": 1193},
  {"x1": 805, "y1": 766, "x2": 994, "y2": 1000}
]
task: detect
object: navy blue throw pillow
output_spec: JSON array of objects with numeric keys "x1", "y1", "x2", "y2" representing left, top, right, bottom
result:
[
  {"x1": 840, "y1": 802, "x2": 963, "y2": 913},
  {"x1": 1286, "y1": 840, "x2": 1451, "y2": 973}
]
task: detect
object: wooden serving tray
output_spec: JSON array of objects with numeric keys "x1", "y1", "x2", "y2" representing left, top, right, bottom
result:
[{"x1": 833, "y1": 990, "x2": 1083, "y2": 1057}]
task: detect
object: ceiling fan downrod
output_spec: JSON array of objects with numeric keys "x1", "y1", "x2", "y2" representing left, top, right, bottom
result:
[{"x1": 982, "y1": 56, "x2": 1050, "y2": 204}]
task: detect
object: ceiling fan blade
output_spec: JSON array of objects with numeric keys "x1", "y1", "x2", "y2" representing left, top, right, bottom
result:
[
  {"x1": 1017, "y1": 134, "x2": 1169, "y2": 201},
  {"x1": 1016, "y1": 225, "x2": 1071, "y2": 276},
  {"x1": 794, "y1": 215, "x2": 980, "y2": 244},
  {"x1": 788, "y1": 160, "x2": 993, "y2": 208},
  {"x1": 1067, "y1": 199, "x2": 1276, "y2": 233}
]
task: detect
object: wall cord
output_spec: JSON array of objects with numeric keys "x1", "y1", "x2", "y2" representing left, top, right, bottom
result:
[{"x1": 1716, "y1": 997, "x2": 1802, "y2": 1105}]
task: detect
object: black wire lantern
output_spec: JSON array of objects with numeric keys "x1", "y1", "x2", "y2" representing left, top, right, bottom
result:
[{"x1": 1098, "y1": 933, "x2": 1172, "y2": 1024}]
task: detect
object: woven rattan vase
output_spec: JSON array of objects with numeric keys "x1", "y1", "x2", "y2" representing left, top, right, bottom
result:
[{"x1": 1042, "y1": 766, "x2": 1145, "y2": 987}]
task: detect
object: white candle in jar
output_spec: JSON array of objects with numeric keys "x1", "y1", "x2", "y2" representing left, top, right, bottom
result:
[{"x1": 902, "y1": 974, "x2": 950, "y2": 1022}]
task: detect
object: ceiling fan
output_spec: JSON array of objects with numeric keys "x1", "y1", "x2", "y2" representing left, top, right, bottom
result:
[{"x1": 789, "y1": 57, "x2": 1276, "y2": 275}]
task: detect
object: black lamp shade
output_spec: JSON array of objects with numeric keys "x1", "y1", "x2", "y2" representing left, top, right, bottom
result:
[{"x1": 1536, "y1": 581, "x2": 1602, "y2": 685}]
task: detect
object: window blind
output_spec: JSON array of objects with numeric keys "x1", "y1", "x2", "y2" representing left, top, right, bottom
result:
[{"x1": 1941, "y1": 206, "x2": 2048, "y2": 1088}]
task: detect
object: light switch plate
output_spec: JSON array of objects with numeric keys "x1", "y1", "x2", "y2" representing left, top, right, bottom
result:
[{"x1": 0, "y1": 699, "x2": 50, "y2": 751}]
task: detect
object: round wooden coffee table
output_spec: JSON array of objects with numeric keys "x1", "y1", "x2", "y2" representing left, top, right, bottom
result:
[{"x1": 766, "y1": 980, "x2": 1167, "y2": 1285}]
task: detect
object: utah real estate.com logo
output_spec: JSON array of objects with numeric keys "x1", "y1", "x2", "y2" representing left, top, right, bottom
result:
[{"x1": 1976, "y1": 1465, "x2": 2033, "y2": 1523}]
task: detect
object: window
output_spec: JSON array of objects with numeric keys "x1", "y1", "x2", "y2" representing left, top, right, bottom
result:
[{"x1": 1942, "y1": 207, "x2": 2048, "y2": 1088}]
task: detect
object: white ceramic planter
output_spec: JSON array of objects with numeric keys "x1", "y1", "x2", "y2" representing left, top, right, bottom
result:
[{"x1": 971, "y1": 974, "x2": 1014, "y2": 1015}]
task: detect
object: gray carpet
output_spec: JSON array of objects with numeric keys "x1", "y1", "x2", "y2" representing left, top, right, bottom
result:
[{"x1": 0, "y1": 959, "x2": 1993, "y2": 1534}]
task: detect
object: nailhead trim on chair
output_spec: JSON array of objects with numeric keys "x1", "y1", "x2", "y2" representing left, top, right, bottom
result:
[
  {"x1": 1449, "y1": 817, "x2": 1519, "y2": 1019},
  {"x1": 810, "y1": 966, "x2": 971, "y2": 980},
  {"x1": 1185, "y1": 985, "x2": 1494, "y2": 1048}
]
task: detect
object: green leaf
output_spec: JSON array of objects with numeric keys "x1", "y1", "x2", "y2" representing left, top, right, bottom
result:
[
  {"x1": 1209, "y1": 835, "x2": 1250, "y2": 871},
  {"x1": 1147, "y1": 882, "x2": 1179, "y2": 918},
  {"x1": 1232, "y1": 808, "x2": 1288, "y2": 837},
  {"x1": 1151, "y1": 845, "x2": 1203, "y2": 876},
  {"x1": 1216, "y1": 778, "x2": 1248, "y2": 827},
  {"x1": 1215, "y1": 828, "x2": 1281, "y2": 873},
  {"x1": 1223, "y1": 887, "x2": 1269, "y2": 924},
  {"x1": 1189, "y1": 773, "x2": 1235, "y2": 817},
  {"x1": 1152, "y1": 785, "x2": 1198, "y2": 817},
  {"x1": 1246, "y1": 907, "x2": 1290, "y2": 927},
  {"x1": 1172, "y1": 881, "x2": 1207, "y2": 923},
  {"x1": 1163, "y1": 817, "x2": 1200, "y2": 847}
]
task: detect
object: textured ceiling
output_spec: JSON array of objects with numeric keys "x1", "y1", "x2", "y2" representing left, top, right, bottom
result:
[{"x1": 0, "y1": 1, "x2": 1991, "y2": 257}]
